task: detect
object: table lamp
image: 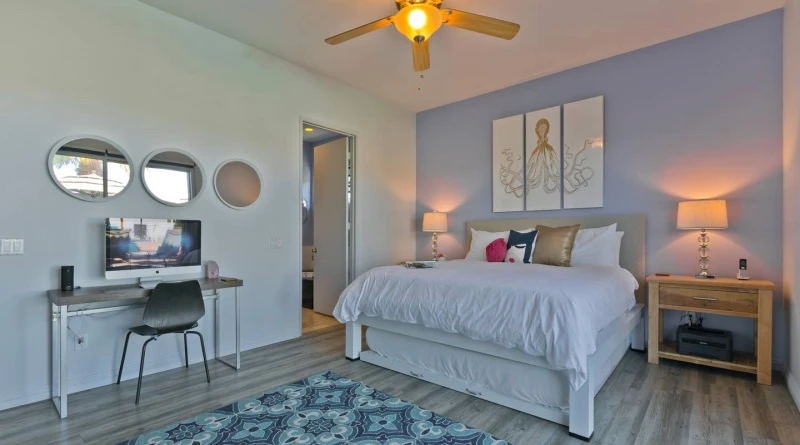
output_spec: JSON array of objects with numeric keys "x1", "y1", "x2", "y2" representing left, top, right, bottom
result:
[
  {"x1": 422, "y1": 211, "x2": 448, "y2": 261},
  {"x1": 677, "y1": 199, "x2": 728, "y2": 278}
]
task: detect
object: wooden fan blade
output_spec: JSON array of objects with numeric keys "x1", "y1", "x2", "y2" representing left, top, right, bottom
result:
[
  {"x1": 396, "y1": 0, "x2": 442, "y2": 10},
  {"x1": 440, "y1": 9, "x2": 520, "y2": 40},
  {"x1": 325, "y1": 16, "x2": 394, "y2": 45},
  {"x1": 412, "y1": 40, "x2": 430, "y2": 72}
]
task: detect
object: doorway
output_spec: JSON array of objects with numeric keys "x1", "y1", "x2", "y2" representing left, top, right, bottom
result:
[{"x1": 301, "y1": 121, "x2": 354, "y2": 334}]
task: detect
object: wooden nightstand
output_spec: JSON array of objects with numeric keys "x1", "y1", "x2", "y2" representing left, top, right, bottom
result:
[{"x1": 646, "y1": 274, "x2": 775, "y2": 385}]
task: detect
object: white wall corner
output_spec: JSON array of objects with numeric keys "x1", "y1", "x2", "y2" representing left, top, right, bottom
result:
[
  {"x1": 784, "y1": 0, "x2": 800, "y2": 402},
  {"x1": 787, "y1": 371, "x2": 800, "y2": 410}
]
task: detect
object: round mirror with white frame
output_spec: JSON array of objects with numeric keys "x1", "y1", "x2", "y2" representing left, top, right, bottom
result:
[
  {"x1": 142, "y1": 149, "x2": 205, "y2": 206},
  {"x1": 214, "y1": 159, "x2": 262, "y2": 209},
  {"x1": 48, "y1": 135, "x2": 134, "y2": 202}
]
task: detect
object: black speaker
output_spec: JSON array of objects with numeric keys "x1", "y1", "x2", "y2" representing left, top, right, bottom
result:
[{"x1": 61, "y1": 266, "x2": 74, "y2": 291}]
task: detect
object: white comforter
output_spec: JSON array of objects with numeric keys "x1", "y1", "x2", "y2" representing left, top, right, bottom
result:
[{"x1": 333, "y1": 260, "x2": 638, "y2": 390}]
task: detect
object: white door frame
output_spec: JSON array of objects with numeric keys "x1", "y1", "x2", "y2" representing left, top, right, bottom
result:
[{"x1": 298, "y1": 117, "x2": 356, "y2": 327}]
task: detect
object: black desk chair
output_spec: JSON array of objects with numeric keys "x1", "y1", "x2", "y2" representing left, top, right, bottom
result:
[{"x1": 116, "y1": 280, "x2": 210, "y2": 404}]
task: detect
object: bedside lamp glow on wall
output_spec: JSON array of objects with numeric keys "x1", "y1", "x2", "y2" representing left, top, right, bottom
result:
[
  {"x1": 422, "y1": 211, "x2": 448, "y2": 261},
  {"x1": 677, "y1": 199, "x2": 728, "y2": 278}
]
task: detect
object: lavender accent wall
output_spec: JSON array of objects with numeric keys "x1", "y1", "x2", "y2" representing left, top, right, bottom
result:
[{"x1": 416, "y1": 11, "x2": 784, "y2": 361}]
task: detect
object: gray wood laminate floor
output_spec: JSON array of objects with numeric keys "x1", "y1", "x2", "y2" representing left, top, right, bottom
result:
[{"x1": 2, "y1": 325, "x2": 799, "y2": 445}]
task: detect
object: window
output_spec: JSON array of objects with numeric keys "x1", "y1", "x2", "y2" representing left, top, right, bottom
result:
[
  {"x1": 143, "y1": 164, "x2": 193, "y2": 204},
  {"x1": 52, "y1": 149, "x2": 130, "y2": 199}
]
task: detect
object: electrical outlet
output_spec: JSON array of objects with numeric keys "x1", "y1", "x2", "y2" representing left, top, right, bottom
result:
[
  {"x1": 75, "y1": 334, "x2": 88, "y2": 351},
  {"x1": 269, "y1": 238, "x2": 283, "y2": 249}
]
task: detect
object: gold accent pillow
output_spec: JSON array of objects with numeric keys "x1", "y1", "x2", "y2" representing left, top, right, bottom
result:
[{"x1": 532, "y1": 224, "x2": 581, "y2": 267}]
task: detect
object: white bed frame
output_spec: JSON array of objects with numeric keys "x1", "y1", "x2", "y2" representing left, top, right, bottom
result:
[{"x1": 345, "y1": 214, "x2": 647, "y2": 442}]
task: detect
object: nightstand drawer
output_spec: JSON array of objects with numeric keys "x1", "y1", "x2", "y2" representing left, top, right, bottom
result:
[{"x1": 659, "y1": 286, "x2": 758, "y2": 314}]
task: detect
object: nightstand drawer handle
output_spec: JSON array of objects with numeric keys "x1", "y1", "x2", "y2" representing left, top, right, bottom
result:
[{"x1": 692, "y1": 297, "x2": 718, "y2": 302}]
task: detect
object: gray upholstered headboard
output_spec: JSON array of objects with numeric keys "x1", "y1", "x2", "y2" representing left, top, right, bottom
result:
[{"x1": 466, "y1": 214, "x2": 646, "y2": 304}]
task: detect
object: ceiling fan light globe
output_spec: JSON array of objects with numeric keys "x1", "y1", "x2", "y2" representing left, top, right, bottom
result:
[
  {"x1": 394, "y1": 3, "x2": 442, "y2": 42},
  {"x1": 408, "y1": 9, "x2": 427, "y2": 29}
]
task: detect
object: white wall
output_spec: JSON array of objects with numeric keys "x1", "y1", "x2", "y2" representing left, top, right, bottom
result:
[
  {"x1": 0, "y1": 0, "x2": 416, "y2": 410},
  {"x1": 785, "y1": 0, "x2": 800, "y2": 405}
]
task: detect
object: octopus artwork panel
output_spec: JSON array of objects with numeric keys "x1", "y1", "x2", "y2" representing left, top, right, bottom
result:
[
  {"x1": 525, "y1": 106, "x2": 562, "y2": 211},
  {"x1": 493, "y1": 114, "x2": 524, "y2": 212},
  {"x1": 563, "y1": 96, "x2": 604, "y2": 209}
]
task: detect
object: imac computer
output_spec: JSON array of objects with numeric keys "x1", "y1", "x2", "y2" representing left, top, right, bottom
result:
[{"x1": 105, "y1": 218, "x2": 201, "y2": 281}]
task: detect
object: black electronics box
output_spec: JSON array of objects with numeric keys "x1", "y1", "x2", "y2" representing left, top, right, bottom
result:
[
  {"x1": 61, "y1": 265, "x2": 74, "y2": 291},
  {"x1": 676, "y1": 325, "x2": 733, "y2": 362}
]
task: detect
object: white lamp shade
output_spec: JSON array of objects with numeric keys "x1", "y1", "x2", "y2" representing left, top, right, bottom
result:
[
  {"x1": 677, "y1": 200, "x2": 728, "y2": 230},
  {"x1": 422, "y1": 212, "x2": 448, "y2": 232}
]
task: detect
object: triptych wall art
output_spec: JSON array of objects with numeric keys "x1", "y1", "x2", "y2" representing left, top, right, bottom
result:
[{"x1": 492, "y1": 96, "x2": 604, "y2": 212}]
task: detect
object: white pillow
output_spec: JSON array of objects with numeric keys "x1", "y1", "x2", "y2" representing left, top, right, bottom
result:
[
  {"x1": 573, "y1": 224, "x2": 617, "y2": 251},
  {"x1": 465, "y1": 229, "x2": 509, "y2": 261},
  {"x1": 505, "y1": 244, "x2": 528, "y2": 264},
  {"x1": 504, "y1": 230, "x2": 538, "y2": 264},
  {"x1": 465, "y1": 228, "x2": 536, "y2": 261},
  {"x1": 571, "y1": 231, "x2": 624, "y2": 267}
]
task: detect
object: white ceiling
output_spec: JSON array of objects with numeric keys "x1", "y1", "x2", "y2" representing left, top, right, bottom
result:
[{"x1": 140, "y1": 0, "x2": 784, "y2": 112}]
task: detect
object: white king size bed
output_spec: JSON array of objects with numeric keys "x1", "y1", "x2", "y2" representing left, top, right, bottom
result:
[{"x1": 334, "y1": 215, "x2": 646, "y2": 441}]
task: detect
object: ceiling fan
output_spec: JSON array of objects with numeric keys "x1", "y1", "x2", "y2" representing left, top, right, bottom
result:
[{"x1": 325, "y1": 0, "x2": 521, "y2": 72}]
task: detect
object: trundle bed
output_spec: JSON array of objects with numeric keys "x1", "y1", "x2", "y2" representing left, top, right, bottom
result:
[{"x1": 335, "y1": 215, "x2": 646, "y2": 441}]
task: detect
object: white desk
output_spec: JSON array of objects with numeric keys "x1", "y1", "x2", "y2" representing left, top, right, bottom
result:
[{"x1": 46, "y1": 277, "x2": 243, "y2": 418}]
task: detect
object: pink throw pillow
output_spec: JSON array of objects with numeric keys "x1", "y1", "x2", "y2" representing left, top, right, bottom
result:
[{"x1": 485, "y1": 238, "x2": 507, "y2": 262}]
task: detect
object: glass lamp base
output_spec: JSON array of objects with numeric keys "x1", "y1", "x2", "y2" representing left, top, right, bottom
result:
[
  {"x1": 695, "y1": 229, "x2": 714, "y2": 279},
  {"x1": 694, "y1": 273, "x2": 715, "y2": 279}
]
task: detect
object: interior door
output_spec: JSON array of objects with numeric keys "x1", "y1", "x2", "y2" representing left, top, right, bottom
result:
[{"x1": 313, "y1": 137, "x2": 348, "y2": 315}]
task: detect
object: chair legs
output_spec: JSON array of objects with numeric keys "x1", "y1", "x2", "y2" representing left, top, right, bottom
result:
[
  {"x1": 136, "y1": 337, "x2": 156, "y2": 405},
  {"x1": 187, "y1": 331, "x2": 211, "y2": 383},
  {"x1": 123, "y1": 331, "x2": 210, "y2": 405},
  {"x1": 117, "y1": 331, "x2": 132, "y2": 384}
]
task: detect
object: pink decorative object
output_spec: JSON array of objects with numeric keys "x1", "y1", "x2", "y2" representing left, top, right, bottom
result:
[
  {"x1": 485, "y1": 238, "x2": 507, "y2": 262},
  {"x1": 207, "y1": 260, "x2": 219, "y2": 279}
]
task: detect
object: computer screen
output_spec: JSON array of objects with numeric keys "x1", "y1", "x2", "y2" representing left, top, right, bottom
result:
[{"x1": 105, "y1": 218, "x2": 201, "y2": 279}]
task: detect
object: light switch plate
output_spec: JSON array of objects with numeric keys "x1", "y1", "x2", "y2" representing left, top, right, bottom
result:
[
  {"x1": 1, "y1": 239, "x2": 24, "y2": 255},
  {"x1": 269, "y1": 238, "x2": 283, "y2": 249}
]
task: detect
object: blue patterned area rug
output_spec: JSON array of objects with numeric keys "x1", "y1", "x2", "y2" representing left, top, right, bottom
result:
[{"x1": 118, "y1": 370, "x2": 509, "y2": 445}]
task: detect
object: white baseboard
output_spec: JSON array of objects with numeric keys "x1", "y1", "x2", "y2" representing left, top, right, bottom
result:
[
  {"x1": 0, "y1": 332, "x2": 296, "y2": 412},
  {"x1": 786, "y1": 370, "x2": 800, "y2": 409},
  {"x1": 0, "y1": 384, "x2": 52, "y2": 413}
]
